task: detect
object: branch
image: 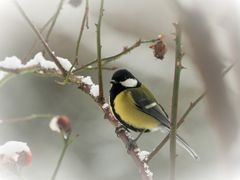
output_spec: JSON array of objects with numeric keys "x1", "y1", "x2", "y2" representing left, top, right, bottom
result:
[
  {"x1": 0, "y1": 114, "x2": 54, "y2": 124},
  {"x1": 84, "y1": 65, "x2": 117, "y2": 71},
  {"x1": 0, "y1": 65, "x2": 63, "y2": 86},
  {"x1": 74, "y1": 0, "x2": 89, "y2": 65},
  {"x1": 72, "y1": 39, "x2": 159, "y2": 73},
  {"x1": 23, "y1": 14, "x2": 55, "y2": 60},
  {"x1": 170, "y1": 22, "x2": 183, "y2": 180},
  {"x1": 51, "y1": 137, "x2": 71, "y2": 180},
  {"x1": 0, "y1": 66, "x2": 39, "y2": 74},
  {"x1": 14, "y1": 1, "x2": 67, "y2": 76},
  {"x1": 45, "y1": 0, "x2": 66, "y2": 44},
  {"x1": 145, "y1": 134, "x2": 169, "y2": 163},
  {"x1": 96, "y1": 0, "x2": 104, "y2": 102}
]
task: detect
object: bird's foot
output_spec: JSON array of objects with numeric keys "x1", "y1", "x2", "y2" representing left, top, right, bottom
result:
[
  {"x1": 115, "y1": 125, "x2": 129, "y2": 137},
  {"x1": 115, "y1": 126, "x2": 137, "y2": 152},
  {"x1": 126, "y1": 138, "x2": 138, "y2": 153}
]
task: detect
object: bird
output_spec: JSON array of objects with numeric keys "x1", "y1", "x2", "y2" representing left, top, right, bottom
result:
[{"x1": 109, "y1": 69, "x2": 199, "y2": 160}]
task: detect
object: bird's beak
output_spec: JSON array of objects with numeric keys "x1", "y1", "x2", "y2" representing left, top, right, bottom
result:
[{"x1": 110, "y1": 80, "x2": 116, "y2": 84}]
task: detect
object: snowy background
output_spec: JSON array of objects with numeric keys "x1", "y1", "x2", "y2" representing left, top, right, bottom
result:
[{"x1": 0, "y1": 0, "x2": 240, "y2": 180}]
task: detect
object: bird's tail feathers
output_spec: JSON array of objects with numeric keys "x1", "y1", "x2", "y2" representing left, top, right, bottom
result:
[
  {"x1": 159, "y1": 126, "x2": 199, "y2": 160},
  {"x1": 176, "y1": 134, "x2": 200, "y2": 160}
]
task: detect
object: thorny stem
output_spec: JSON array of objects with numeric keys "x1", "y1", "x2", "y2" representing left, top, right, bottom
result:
[
  {"x1": 146, "y1": 134, "x2": 170, "y2": 163},
  {"x1": 170, "y1": 22, "x2": 182, "y2": 180},
  {"x1": 45, "y1": 0, "x2": 65, "y2": 45},
  {"x1": 146, "y1": 64, "x2": 234, "y2": 163},
  {"x1": 1, "y1": 114, "x2": 54, "y2": 124},
  {"x1": 74, "y1": 0, "x2": 89, "y2": 65},
  {"x1": 96, "y1": 0, "x2": 104, "y2": 102},
  {"x1": 72, "y1": 39, "x2": 159, "y2": 73},
  {"x1": 0, "y1": 65, "x2": 62, "y2": 86},
  {"x1": 14, "y1": 0, "x2": 67, "y2": 76},
  {"x1": 64, "y1": 0, "x2": 89, "y2": 82},
  {"x1": 23, "y1": 15, "x2": 55, "y2": 60},
  {"x1": 84, "y1": 66, "x2": 117, "y2": 71},
  {"x1": 0, "y1": 66, "x2": 38, "y2": 74},
  {"x1": 51, "y1": 138, "x2": 71, "y2": 180}
]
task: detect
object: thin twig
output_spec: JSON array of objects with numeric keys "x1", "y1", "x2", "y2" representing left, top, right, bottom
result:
[
  {"x1": 1, "y1": 114, "x2": 54, "y2": 124},
  {"x1": 146, "y1": 63, "x2": 234, "y2": 163},
  {"x1": 145, "y1": 134, "x2": 169, "y2": 163},
  {"x1": 23, "y1": 14, "x2": 55, "y2": 60},
  {"x1": 96, "y1": 0, "x2": 104, "y2": 102},
  {"x1": 72, "y1": 39, "x2": 159, "y2": 73},
  {"x1": 45, "y1": 0, "x2": 65, "y2": 45},
  {"x1": 51, "y1": 138, "x2": 71, "y2": 180},
  {"x1": 0, "y1": 66, "x2": 39, "y2": 74},
  {"x1": 0, "y1": 65, "x2": 62, "y2": 86},
  {"x1": 0, "y1": 65, "x2": 62, "y2": 78},
  {"x1": 14, "y1": 1, "x2": 67, "y2": 76},
  {"x1": 170, "y1": 22, "x2": 182, "y2": 180},
  {"x1": 74, "y1": 0, "x2": 89, "y2": 65},
  {"x1": 0, "y1": 74, "x2": 14, "y2": 87},
  {"x1": 85, "y1": 65, "x2": 117, "y2": 71},
  {"x1": 177, "y1": 63, "x2": 234, "y2": 128}
]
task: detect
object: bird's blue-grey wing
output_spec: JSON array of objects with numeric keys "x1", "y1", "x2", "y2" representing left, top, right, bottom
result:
[{"x1": 129, "y1": 86, "x2": 170, "y2": 128}]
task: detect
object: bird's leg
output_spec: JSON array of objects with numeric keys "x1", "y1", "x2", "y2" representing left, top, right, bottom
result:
[
  {"x1": 115, "y1": 125, "x2": 129, "y2": 137},
  {"x1": 126, "y1": 129, "x2": 146, "y2": 151},
  {"x1": 134, "y1": 130, "x2": 145, "y2": 142},
  {"x1": 115, "y1": 126, "x2": 146, "y2": 152}
]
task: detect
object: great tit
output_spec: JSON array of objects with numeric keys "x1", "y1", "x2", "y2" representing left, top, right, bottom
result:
[{"x1": 109, "y1": 69, "x2": 199, "y2": 160}]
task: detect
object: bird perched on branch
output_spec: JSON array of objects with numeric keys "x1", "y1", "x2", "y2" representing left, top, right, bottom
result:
[{"x1": 109, "y1": 69, "x2": 199, "y2": 160}]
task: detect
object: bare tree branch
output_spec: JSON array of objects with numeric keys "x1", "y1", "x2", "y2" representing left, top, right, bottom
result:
[
  {"x1": 74, "y1": 0, "x2": 89, "y2": 65},
  {"x1": 170, "y1": 22, "x2": 182, "y2": 180},
  {"x1": 14, "y1": 1, "x2": 67, "y2": 76},
  {"x1": 96, "y1": 0, "x2": 104, "y2": 102},
  {"x1": 45, "y1": 0, "x2": 66, "y2": 44},
  {"x1": 72, "y1": 39, "x2": 159, "y2": 73},
  {"x1": 0, "y1": 114, "x2": 54, "y2": 124}
]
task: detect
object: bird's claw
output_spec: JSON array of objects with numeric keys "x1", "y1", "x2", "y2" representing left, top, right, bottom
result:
[
  {"x1": 115, "y1": 125, "x2": 128, "y2": 137},
  {"x1": 126, "y1": 139, "x2": 137, "y2": 153}
]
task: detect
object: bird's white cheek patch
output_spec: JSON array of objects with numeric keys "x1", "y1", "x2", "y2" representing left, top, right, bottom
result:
[{"x1": 120, "y1": 78, "x2": 138, "y2": 87}]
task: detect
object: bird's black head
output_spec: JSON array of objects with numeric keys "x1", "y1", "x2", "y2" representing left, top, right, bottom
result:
[
  {"x1": 109, "y1": 69, "x2": 141, "y2": 103},
  {"x1": 110, "y1": 69, "x2": 141, "y2": 88}
]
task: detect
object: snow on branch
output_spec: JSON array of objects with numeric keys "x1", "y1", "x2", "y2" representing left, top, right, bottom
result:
[
  {"x1": 0, "y1": 53, "x2": 100, "y2": 98},
  {"x1": 0, "y1": 52, "x2": 74, "y2": 73}
]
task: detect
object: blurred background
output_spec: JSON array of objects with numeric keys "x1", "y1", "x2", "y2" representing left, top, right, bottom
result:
[{"x1": 0, "y1": 0, "x2": 240, "y2": 179}]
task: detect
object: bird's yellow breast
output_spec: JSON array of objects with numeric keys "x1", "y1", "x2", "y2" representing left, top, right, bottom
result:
[{"x1": 114, "y1": 90, "x2": 160, "y2": 130}]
